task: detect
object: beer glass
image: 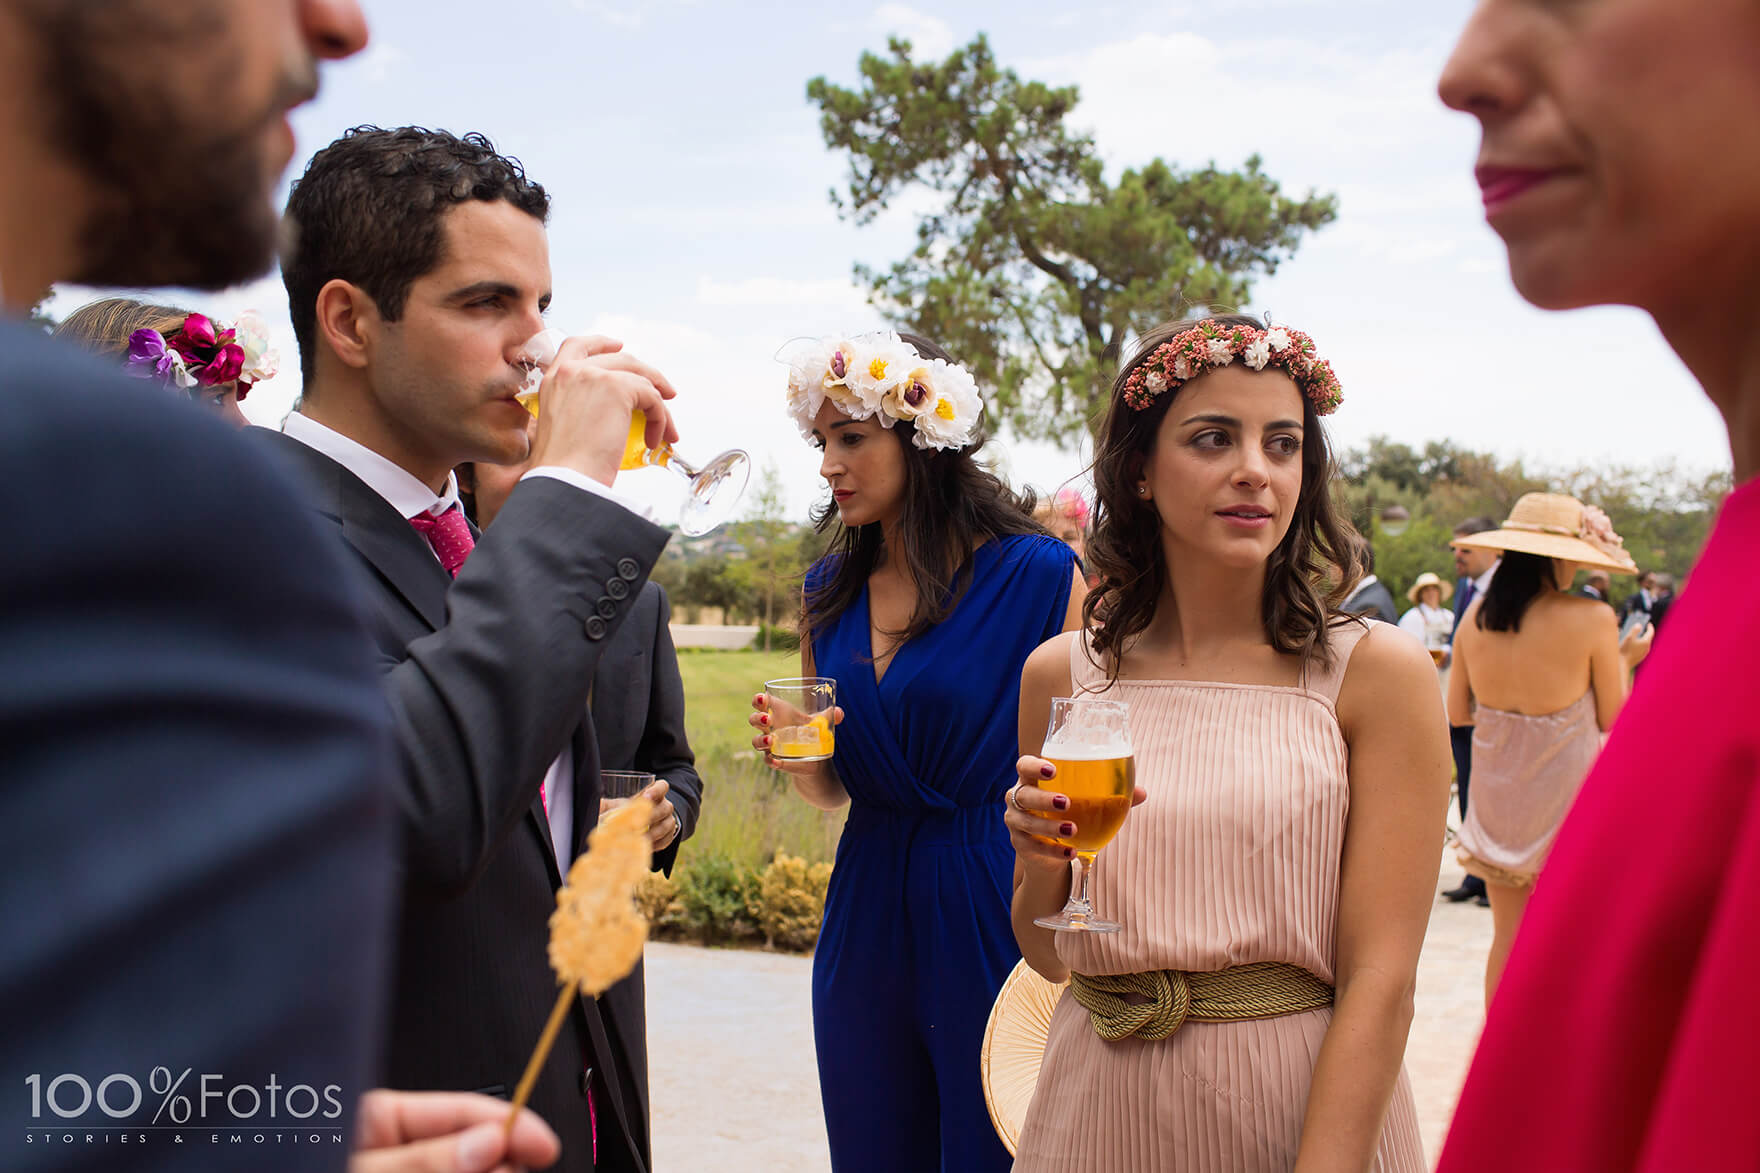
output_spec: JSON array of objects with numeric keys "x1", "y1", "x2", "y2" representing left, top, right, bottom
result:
[
  {"x1": 514, "y1": 328, "x2": 750, "y2": 536},
  {"x1": 763, "y1": 677, "x2": 837, "y2": 762},
  {"x1": 1033, "y1": 697, "x2": 1135, "y2": 934}
]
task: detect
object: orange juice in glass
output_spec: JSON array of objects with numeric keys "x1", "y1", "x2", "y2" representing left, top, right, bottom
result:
[
  {"x1": 514, "y1": 328, "x2": 748, "y2": 535},
  {"x1": 764, "y1": 677, "x2": 837, "y2": 763}
]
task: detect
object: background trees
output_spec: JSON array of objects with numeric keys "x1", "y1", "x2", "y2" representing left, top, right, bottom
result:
[{"x1": 809, "y1": 34, "x2": 1337, "y2": 444}]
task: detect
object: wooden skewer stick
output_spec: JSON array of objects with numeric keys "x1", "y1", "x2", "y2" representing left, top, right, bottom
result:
[{"x1": 503, "y1": 981, "x2": 578, "y2": 1138}]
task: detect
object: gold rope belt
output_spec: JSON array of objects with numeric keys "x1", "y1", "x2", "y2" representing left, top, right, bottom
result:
[{"x1": 1069, "y1": 963, "x2": 1334, "y2": 1043}]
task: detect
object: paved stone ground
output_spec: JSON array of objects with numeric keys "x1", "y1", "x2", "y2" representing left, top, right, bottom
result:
[{"x1": 647, "y1": 852, "x2": 1492, "y2": 1171}]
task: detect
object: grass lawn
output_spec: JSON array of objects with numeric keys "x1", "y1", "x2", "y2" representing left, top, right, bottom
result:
[
  {"x1": 675, "y1": 648, "x2": 844, "y2": 869},
  {"x1": 676, "y1": 647, "x2": 800, "y2": 759}
]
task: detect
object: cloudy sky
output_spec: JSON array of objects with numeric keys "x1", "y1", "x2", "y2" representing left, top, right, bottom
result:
[{"x1": 48, "y1": 0, "x2": 1729, "y2": 527}]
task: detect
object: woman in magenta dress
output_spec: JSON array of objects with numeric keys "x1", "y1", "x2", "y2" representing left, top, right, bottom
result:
[{"x1": 1436, "y1": 2, "x2": 1760, "y2": 1168}]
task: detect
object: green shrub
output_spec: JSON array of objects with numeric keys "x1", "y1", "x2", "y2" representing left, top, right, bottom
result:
[
  {"x1": 754, "y1": 853, "x2": 833, "y2": 951},
  {"x1": 672, "y1": 854, "x2": 761, "y2": 946}
]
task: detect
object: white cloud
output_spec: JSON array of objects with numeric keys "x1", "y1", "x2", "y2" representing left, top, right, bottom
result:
[
  {"x1": 352, "y1": 43, "x2": 407, "y2": 85},
  {"x1": 695, "y1": 275, "x2": 871, "y2": 313},
  {"x1": 870, "y1": 4, "x2": 954, "y2": 59}
]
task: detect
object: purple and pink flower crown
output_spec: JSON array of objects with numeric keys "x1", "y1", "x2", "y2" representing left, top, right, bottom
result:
[
  {"x1": 1122, "y1": 320, "x2": 1343, "y2": 416},
  {"x1": 126, "y1": 311, "x2": 278, "y2": 401}
]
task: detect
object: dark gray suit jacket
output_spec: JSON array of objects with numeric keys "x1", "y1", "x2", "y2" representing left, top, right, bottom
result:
[
  {"x1": 2, "y1": 323, "x2": 397, "y2": 1171},
  {"x1": 589, "y1": 583, "x2": 702, "y2": 1162},
  {"x1": 253, "y1": 428, "x2": 668, "y2": 1173},
  {"x1": 1344, "y1": 577, "x2": 1400, "y2": 625}
]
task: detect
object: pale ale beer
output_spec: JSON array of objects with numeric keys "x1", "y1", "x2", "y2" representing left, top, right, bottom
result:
[
  {"x1": 1040, "y1": 746, "x2": 1135, "y2": 855},
  {"x1": 1034, "y1": 697, "x2": 1136, "y2": 934}
]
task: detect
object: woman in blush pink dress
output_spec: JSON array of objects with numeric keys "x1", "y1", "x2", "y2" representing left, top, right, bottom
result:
[{"x1": 1004, "y1": 315, "x2": 1452, "y2": 1172}]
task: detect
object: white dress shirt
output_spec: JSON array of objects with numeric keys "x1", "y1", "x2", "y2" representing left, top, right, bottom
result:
[{"x1": 279, "y1": 412, "x2": 588, "y2": 866}]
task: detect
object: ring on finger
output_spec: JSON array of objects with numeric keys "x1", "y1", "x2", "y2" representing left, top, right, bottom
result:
[{"x1": 1008, "y1": 785, "x2": 1025, "y2": 813}]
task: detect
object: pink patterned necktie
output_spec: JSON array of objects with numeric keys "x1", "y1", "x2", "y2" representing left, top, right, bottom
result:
[{"x1": 407, "y1": 506, "x2": 474, "y2": 578}]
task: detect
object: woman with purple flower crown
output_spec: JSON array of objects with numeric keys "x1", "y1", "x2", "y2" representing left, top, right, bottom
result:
[
  {"x1": 54, "y1": 296, "x2": 280, "y2": 426},
  {"x1": 748, "y1": 330, "x2": 1084, "y2": 1172},
  {"x1": 1003, "y1": 315, "x2": 1452, "y2": 1171}
]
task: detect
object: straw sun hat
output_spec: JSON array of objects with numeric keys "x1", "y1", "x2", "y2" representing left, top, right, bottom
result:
[
  {"x1": 981, "y1": 960, "x2": 1069, "y2": 1155},
  {"x1": 1406, "y1": 572, "x2": 1454, "y2": 605},
  {"x1": 1451, "y1": 492, "x2": 1639, "y2": 576}
]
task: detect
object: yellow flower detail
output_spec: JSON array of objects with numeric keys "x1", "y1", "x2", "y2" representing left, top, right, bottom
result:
[
  {"x1": 935, "y1": 397, "x2": 956, "y2": 421},
  {"x1": 868, "y1": 356, "x2": 889, "y2": 380}
]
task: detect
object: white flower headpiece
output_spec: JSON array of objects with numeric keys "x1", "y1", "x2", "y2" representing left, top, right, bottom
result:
[{"x1": 783, "y1": 331, "x2": 984, "y2": 452}]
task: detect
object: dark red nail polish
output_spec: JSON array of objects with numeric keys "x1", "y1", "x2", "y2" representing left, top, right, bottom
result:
[
  {"x1": 1063, "y1": 848, "x2": 1075, "y2": 859},
  {"x1": 1060, "y1": 822, "x2": 1075, "y2": 836},
  {"x1": 1052, "y1": 795, "x2": 1069, "y2": 810},
  {"x1": 1040, "y1": 764, "x2": 1055, "y2": 779}
]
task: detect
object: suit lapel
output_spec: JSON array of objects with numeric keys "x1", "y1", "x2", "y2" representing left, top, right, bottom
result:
[
  {"x1": 256, "y1": 429, "x2": 451, "y2": 631},
  {"x1": 337, "y1": 499, "x2": 451, "y2": 633}
]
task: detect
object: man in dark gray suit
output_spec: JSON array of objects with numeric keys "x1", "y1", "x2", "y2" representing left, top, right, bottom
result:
[
  {"x1": 463, "y1": 435, "x2": 704, "y2": 1169},
  {"x1": 589, "y1": 581, "x2": 702, "y2": 1164},
  {"x1": 1343, "y1": 542, "x2": 1400, "y2": 623},
  {"x1": 257, "y1": 126, "x2": 678, "y2": 1173}
]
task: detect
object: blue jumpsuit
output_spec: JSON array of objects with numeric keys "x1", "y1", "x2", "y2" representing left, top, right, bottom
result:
[{"x1": 809, "y1": 534, "x2": 1077, "y2": 1172}]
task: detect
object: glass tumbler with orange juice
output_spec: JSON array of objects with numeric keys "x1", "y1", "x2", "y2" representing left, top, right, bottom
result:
[
  {"x1": 1032, "y1": 696, "x2": 1135, "y2": 934},
  {"x1": 763, "y1": 677, "x2": 837, "y2": 763},
  {"x1": 514, "y1": 328, "x2": 749, "y2": 535}
]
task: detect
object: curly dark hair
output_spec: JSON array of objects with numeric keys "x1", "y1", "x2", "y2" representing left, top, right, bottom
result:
[
  {"x1": 281, "y1": 126, "x2": 550, "y2": 389},
  {"x1": 801, "y1": 333, "x2": 1047, "y2": 646},
  {"x1": 1084, "y1": 314, "x2": 1365, "y2": 681}
]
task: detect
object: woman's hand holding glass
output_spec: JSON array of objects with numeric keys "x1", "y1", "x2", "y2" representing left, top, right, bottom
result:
[
  {"x1": 749, "y1": 691, "x2": 845, "y2": 777},
  {"x1": 1005, "y1": 755, "x2": 1149, "y2": 873}
]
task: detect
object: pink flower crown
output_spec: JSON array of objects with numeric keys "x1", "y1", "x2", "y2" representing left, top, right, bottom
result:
[
  {"x1": 1121, "y1": 320, "x2": 1343, "y2": 416},
  {"x1": 125, "y1": 311, "x2": 278, "y2": 401}
]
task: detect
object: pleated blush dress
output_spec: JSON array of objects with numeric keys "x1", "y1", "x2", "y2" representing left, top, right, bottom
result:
[{"x1": 1013, "y1": 623, "x2": 1426, "y2": 1172}]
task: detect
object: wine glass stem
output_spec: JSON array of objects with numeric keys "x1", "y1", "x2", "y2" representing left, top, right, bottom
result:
[
  {"x1": 663, "y1": 451, "x2": 698, "y2": 484},
  {"x1": 1068, "y1": 852, "x2": 1098, "y2": 916}
]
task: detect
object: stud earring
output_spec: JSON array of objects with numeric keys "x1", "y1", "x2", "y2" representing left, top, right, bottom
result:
[{"x1": 1136, "y1": 485, "x2": 1149, "y2": 497}]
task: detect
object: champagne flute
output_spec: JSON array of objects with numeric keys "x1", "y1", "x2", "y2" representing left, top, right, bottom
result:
[
  {"x1": 514, "y1": 328, "x2": 750, "y2": 536},
  {"x1": 1033, "y1": 697, "x2": 1135, "y2": 934}
]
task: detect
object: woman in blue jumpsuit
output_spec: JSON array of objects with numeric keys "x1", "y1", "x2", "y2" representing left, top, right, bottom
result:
[{"x1": 754, "y1": 331, "x2": 1082, "y2": 1171}]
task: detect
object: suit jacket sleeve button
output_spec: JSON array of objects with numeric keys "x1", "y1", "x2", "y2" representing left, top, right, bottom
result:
[
  {"x1": 595, "y1": 597, "x2": 618, "y2": 620},
  {"x1": 606, "y1": 577, "x2": 629, "y2": 600},
  {"x1": 616, "y1": 558, "x2": 641, "y2": 581},
  {"x1": 585, "y1": 616, "x2": 608, "y2": 641}
]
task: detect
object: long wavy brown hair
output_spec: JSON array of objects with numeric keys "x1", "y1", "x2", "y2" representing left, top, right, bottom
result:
[
  {"x1": 1084, "y1": 314, "x2": 1364, "y2": 682},
  {"x1": 801, "y1": 332, "x2": 1046, "y2": 646}
]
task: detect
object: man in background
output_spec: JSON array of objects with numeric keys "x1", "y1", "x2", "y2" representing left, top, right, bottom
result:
[
  {"x1": 1440, "y1": 516, "x2": 1499, "y2": 907},
  {"x1": 1343, "y1": 541, "x2": 1400, "y2": 623}
]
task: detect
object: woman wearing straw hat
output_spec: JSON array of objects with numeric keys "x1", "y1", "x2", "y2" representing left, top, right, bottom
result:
[
  {"x1": 1447, "y1": 493, "x2": 1651, "y2": 1005},
  {"x1": 1397, "y1": 572, "x2": 1455, "y2": 667}
]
